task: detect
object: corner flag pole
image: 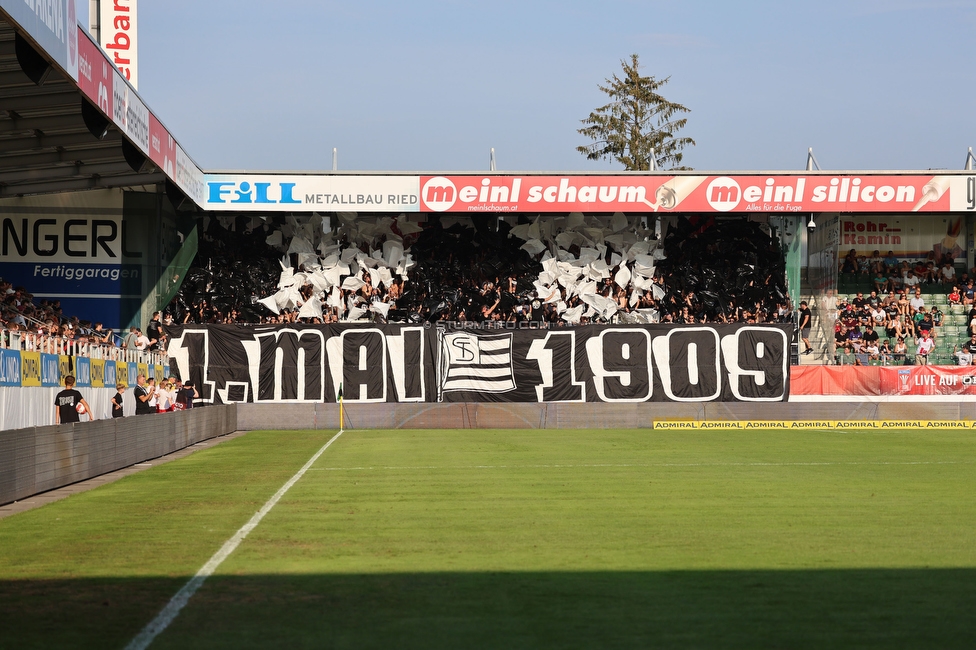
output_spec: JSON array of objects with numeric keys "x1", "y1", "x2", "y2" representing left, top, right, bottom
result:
[{"x1": 338, "y1": 383, "x2": 344, "y2": 431}]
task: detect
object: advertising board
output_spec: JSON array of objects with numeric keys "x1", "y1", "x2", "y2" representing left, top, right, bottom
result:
[
  {"x1": 0, "y1": 0, "x2": 77, "y2": 81},
  {"x1": 418, "y1": 174, "x2": 974, "y2": 214},
  {"x1": 99, "y1": 0, "x2": 137, "y2": 87},
  {"x1": 203, "y1": 174, "x2": 421, "y2": 212}
]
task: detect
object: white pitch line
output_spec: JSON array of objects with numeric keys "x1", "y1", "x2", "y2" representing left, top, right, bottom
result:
[
  {"x1": 124, "y1": 429, "x2": 345, "y2": 650},
  {"x1": 308, "y1": 460, "x2": 972, "y2": 471}
]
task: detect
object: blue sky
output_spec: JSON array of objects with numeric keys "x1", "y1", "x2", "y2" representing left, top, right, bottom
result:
[{"x1": 80, "y1": 1, "x2": 976, "y2": 173}]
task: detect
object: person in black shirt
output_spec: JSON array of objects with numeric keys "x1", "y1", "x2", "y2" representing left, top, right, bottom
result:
[
  {"x1": 798, "y1": 301, "x2": 812, "y2": 355},
  {"x1": 55, "y1": 375, "x2": 93, "y2": 424},
  {"x1": 111, "y1": 383, "x2": 125, "y2": 418},
  {"x1": 133, "y1": 374, "x2": 156, "y2": 415},
  {"x1": 147, "y1": 311, "x2": 164, "y2": 351},
  {"x1": 862, "y1": 324, "x2": 880, "y2": 347}
]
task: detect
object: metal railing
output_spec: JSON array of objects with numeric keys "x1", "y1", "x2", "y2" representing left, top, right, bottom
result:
[{"x1": 0, "y1": 328, "x2": 167, "y2": 366}]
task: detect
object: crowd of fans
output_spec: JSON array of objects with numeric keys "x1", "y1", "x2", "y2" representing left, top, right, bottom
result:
[
  {"x1": 831, "y1": 285, "x2": 976, "y2": 366},
  {"x1": 0, "y1": 277, "x2": 166, "y2": 357},
  {"x1": 840, "y1": 248, "x2": 971, "y2": 291},
  {"x1": 168, "y1": 213, "x2": 793, "y2": 327}
]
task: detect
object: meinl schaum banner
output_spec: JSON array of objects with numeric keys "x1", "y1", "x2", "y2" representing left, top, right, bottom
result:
[{"x1": 165, "y1": 323, "x2": 792, "y2": 404}]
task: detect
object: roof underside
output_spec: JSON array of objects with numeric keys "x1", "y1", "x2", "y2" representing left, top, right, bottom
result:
[{"x1": 0, "y1": 16, "x2": 164, "y2": 199}]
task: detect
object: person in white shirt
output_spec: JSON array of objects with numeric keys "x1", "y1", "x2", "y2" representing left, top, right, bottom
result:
[
  {"x1": 909, "y1": 290, "x2": 925, "y2": 315},
  {"x1": 870, "y1": 306, "x2": 886, "y2": 327},
  {"x1": 135, "y1": 329, "x2": 151, "y2": 351},
  {"x1": 156, "y1": 379, "x2": 176, "y2": 413},
  {"x1": 903, "y1": 270, "x2": 921, "y2": 288},
  {"x1": 941, "y1": 263, "x2": 956, "y2": 284},
  {"x1": 915, "y1": 332, "x2": 934, "y2": 365}
]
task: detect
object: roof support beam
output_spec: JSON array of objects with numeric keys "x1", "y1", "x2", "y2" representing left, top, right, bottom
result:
[
  {"x1": 0, "y1": 146, "x2": 125, "y2": 169},
  {"x1": 0, "y1": 172, "x2": 166, "y2": 197},
  {"x1": 0, "y1": 160, "x2": 133, "y2": 183},
  {"x1": 0, "y1": 129, "x2": 121, "y2": 152},
  {"x1": 0, "y1": 113, "x2": 85, "y2": 134}
]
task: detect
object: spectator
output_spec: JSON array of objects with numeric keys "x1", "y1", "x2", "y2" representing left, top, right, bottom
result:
[
  {"x1": 915, "y1": 331, "x2": 935, "y2": 365},
  {"x1": 940, "y1": 262, "x2": 956, "y2": 285},
  {"x1": 133, "y1": 375, "x2": 155, "y2": 416},
  {"x1": 111, "y1": 383, "x2": 125, "y2": 418},
  {"x1": 872, "y1": 269, "x2": 890, "y2": 293},
  {"x1": 122, "y1": 327, "x2": 139, "y2": 349},
  {"x1": 954, "y1": 334, "x2": 976, "y2": 365},
  {"x1": 861, "y1": 324, "x2": 881, "y2": 361},
  {"x1": 916, "y1": 311, "x2": 936, "y2": 340},
  {"x1": 180, "y1": 381, "x2": 199, "y2": 409},
  {"x1": 156, "y1": 380, "x2": 175, "y2": 413},
  {"x1": 883, "y1": 250, "x2": 899, "y2": 270},
  {"x1": 908, "y1": 289, "x2": 925, "y2": 315},
  {"x1": 868, "y1": 249, "x2": 883, "y2": 270},
  {"x1": 963, "y1": 280, "x2": 976, "y2": 306},
  {"x1": 90, "y1": 322, "x2": 113, "y2": 345},
  {"x1": 841, "y1": 249, "x2": 858, "y2": 273},
  {"x1": 948, "y1": 286, "x2": 962, "y2": 306},
  {"x1": 798, "y1": 301, "x2": 812, "y2": 355},
  {"x1": 879, "y1": 339, "x2": 893, "y2": 364},
  {"x1": 147, "y1": 312, "x2": 164, "y2": 351},
  {"x1": 903, "y1": 269, "x2": 921, "y2": 289},
  {"x1": 134, "y1": 329, "x2": 151, "y2": 352},
  {"x1": 892, "y1": 336, "x2": 908, "y2": 363}
]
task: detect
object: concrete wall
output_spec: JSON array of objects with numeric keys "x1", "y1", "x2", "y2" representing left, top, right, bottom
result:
[{"x1": 0, "y1": 405, "x2": 236, "y2": 506}]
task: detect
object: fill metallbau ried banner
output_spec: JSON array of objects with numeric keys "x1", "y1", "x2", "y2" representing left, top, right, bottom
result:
[{"x1": 164, "y1": 323, "x2": 791, "y2": 404}]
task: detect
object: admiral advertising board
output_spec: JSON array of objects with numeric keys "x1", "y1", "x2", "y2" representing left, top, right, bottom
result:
[{"x1": 165, "y1": 323, "x2": 792, "y2": 405}]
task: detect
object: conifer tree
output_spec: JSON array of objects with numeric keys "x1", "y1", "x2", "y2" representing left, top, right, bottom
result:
[{"x1": 577, "y1": 54, "x2": 695, "y2": 170}]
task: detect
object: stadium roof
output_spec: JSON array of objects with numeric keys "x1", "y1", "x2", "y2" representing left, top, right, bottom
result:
[
  {"x1": 0, "y1": 15, "x2": 156, "y2": 196},
  {"x1": 0, "y1": 4, "x2": 202, "y2": 205}
]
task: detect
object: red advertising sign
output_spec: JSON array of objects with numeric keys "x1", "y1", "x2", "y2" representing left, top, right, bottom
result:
[
  {"x1": 419, "y1": 174, "x2": 955, "y2": 214},
  {"x1": 76, "y1": 28, "x2": 112, "y2": 116},
  {"x1": 149, "y1": 114, "x2": 176, "y2": 178},
  {"x1": 792, "y1": 365, "x2": 976, "y2": 396}
]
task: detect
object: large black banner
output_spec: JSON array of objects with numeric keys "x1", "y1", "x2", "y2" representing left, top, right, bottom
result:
[{"x1": 165, "y1": 323, "x2": 792, "y2": 404}]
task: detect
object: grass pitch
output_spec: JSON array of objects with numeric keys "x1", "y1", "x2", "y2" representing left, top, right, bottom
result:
[{"x1": 1, "y1": 427, "x2": 975, "y2": 648}]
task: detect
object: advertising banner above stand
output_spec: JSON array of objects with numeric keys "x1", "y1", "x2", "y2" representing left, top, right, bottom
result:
[
  {"x1": 165, "y1": 323, "x2": 792, "y2": 405},
  {"x1": 200, "y1": 173, "x2": 976, "y2": 214}
]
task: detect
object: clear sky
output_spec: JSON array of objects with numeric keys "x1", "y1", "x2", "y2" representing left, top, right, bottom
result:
[{"x1": 80, "y1": 0, "x2": 976, "y2": 173}]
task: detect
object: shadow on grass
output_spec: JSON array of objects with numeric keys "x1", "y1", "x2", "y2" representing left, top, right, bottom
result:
[{"x1": 1, "y1": 569, "x2": 974, "y2": 649}]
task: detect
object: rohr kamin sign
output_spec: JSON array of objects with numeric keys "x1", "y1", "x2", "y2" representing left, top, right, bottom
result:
[
  {"x1": 165, "y1": 323, "x2": 791, "y2": 404},
  {"x1": 99, "y1": 0, "x2": 138, "y2": 88}
]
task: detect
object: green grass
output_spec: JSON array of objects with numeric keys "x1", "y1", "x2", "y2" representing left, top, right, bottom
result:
[{"x1": 1, "y1": 428, "x2": 975, "y2": 648}]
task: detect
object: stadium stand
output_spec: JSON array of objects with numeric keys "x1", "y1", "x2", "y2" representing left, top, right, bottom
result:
[{"x1": 167, "y1": 214, "x2": 794, "y2": 328}]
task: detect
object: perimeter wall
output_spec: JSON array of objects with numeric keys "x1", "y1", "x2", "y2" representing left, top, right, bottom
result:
[
  {"x1": 0, "y1": 404, "x2": 235, "y2": 506},
  {"x1": 7, "y1": 400, "x2": 976, "y2": 507}
]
